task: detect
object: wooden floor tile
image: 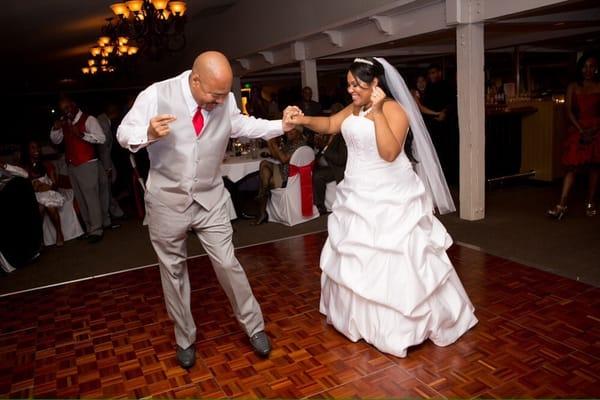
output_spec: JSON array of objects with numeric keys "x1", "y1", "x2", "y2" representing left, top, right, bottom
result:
[{"x1": 0, "y1": 232, "x2": 598, "y2": 398}]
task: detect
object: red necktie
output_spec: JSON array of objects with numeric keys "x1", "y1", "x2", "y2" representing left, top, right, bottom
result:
[{"x1": 192, "y1": 107, "x2": 204, "y2": 136}]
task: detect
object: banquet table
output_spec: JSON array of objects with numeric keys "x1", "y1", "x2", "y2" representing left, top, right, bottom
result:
[
  {"x1": 220, "y1": 151, "x2": 279, "y2": 218},
  {"x1": 220, "y1": 151, "x2": 278, "y2": 182}
]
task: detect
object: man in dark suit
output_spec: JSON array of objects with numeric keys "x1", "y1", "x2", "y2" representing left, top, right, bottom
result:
[
  {"x1": 422, "y1": 63, "x2": 458, "y2": 184},
  {"x1": 313, "y1": 133, "x2": 347, "y2": 215},
  {"x1": 298, "y1": 86, "x2": 322, "y2": 147}
]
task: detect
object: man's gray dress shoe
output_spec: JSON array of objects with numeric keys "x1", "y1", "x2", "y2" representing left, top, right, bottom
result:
[
  {"x1": 176, "y1": 344, "x2": 196, "y2": 369},
  {"x1": 249, "y1": 331, "x2": 271, "y2": 358}
]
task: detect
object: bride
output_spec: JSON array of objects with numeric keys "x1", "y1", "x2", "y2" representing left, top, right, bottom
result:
[{"x1": 287, "y1": 57, "x2": 477, "y2": 357}]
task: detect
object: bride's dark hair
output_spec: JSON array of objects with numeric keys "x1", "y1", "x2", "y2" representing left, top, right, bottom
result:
[{"x1": 349, "y1": 57, "x2": 416, "y2": 163}]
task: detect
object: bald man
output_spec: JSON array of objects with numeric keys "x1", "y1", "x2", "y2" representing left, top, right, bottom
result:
[{"x1": 118, "y1": 51, "x2": 296, "y2": 368}]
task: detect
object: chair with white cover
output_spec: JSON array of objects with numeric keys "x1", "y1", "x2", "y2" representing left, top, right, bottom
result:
[
  {"x1": 324, "y1": 181, "x2": 337, "y2": 212},
  {"x1": 266, "y1": 146, "x2": 319, "y2": 226},
  {"x1": 42, "y1": 188, "x2": 84, "y2": 246}
]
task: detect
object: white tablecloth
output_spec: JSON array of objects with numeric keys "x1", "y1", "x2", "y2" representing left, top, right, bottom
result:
[{"x1": 221, "y1": 152, "x2": 278, "y2": 182}]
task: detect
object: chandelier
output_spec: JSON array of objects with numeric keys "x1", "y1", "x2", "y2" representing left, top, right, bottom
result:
[{"x1": 82, "y1": 0, "x2": 187, "y2": 75}]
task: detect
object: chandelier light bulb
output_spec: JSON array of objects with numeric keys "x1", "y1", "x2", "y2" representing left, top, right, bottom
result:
[
  {"x1": 110, "y1": 3, "x2": 130, "y2": 17},
  {"x1": 98, "y1": 36, "x2": 111, "y2": 46},
  {"x1": 87, "y1": 59, "x2": 96, "y2": 67},
  {"x1": 82, "y1": 67, "x2": 90, "y2": 74},
  {"x1": 90, "y1": 47, "x2": 102, "y2": 57},
  {"x1": 151, "y1": 0, "x2": 169, "y2": 10},
  {"x1": 125, "y1": 0, "x2": 143, "y2": 12},
  {"x1": 160, "y1": 9, "x2": 171, "y2": 19},
  {"x1": 81, "y1": 0, "x2": 187, "y2": 71},
  {"x1": 169, "y1": 1, "x2": 187, "y2": 16}
]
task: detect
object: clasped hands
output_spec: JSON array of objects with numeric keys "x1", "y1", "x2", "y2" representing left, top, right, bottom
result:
[{"x1": 282, "y1": 106, "x2": 304, "y2": 132}]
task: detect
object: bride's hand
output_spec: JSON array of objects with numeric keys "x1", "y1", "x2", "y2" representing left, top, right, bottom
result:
[
  {"x1": 370, "y1": 86, "x2": 386, "y2": 113},
  {"x1": 282, "y1": 106, "x2": 303, "y2": 131}
]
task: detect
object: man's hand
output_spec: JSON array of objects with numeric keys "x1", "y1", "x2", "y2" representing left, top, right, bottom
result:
[
  {"x1": 148, "y1": 114, "x2": 177, "y2": 140},
  {"x1": 32, "y1": 180, "x2": 51, "y2": 192},
  {"x1": 36, "y1": 183, "x2": 52, "y2": 192},
  {"x1": 282, "y1": 106, "x2": 303, "y2": 132},
  {"x1": 434, "y1": 110, "x2": 447, "y2": 122}
]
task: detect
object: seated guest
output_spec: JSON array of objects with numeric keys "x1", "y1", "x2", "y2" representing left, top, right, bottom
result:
[
  {"x1": 313, "y1": 133, "x2": 347, "y2": 215},
  {"x1": 0, "y1": 162, "x2": 42, "y2": 268},
  {"x1": 21, "y1": 140, "x2": 65, "y2": 246},
  {"x1": 255, "y1": 127, "x2": 306, "y2": 224},
  {"x1": 0, "y1": 161, "x2": 28, "y2": 179}
]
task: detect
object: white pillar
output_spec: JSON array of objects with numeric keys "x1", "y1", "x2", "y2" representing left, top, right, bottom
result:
[
  {"x1": 456, "y1": 22, "x2": 485, "y2": 220},
  {"x1": 232, "y1": 76, "x2": 242, "y2": 108},
  {"x1": 300, "y1": 59, "x2": 319, "y2": 101}
]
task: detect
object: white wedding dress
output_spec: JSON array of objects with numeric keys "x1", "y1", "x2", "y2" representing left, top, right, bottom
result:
[{"x1": 319, "y1": 110, "x2": 478, "y2": 358}]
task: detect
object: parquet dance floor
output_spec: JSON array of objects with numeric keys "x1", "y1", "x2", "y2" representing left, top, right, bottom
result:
[{"x1": 1, "y1": 232, "x2": 598, "y2": 398}]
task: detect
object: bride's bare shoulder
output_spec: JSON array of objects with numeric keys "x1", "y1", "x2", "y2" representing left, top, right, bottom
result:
[{"x1": 382, "y1": 100, "x2": 407, "y2": 119}]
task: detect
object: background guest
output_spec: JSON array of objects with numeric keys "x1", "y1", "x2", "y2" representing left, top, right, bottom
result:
[
  {"x1": 255, "y1": 126, "x2": 306, "y2": 224},
  {"x1": 413, "y1": 75, "x2": 428, "y2": 101},
  {"x1": 20, "y1": 140, "x2": 65, "y2": 246},
  {"x1": 298, "y1": 86, "x2": 322, "y2": 147},
  {"x1": 247, "y1": 85, "x2": 269, "y2": 118},
  {"x1": 313, "y1": 103, "x2": 347, "y2": 215},
  {"x1": 50, "y1": 95, "x2": 106, "y2": 243},
  {"x1": 421, "y1": 63, "x2": 459, "y2": 184},
  {"x1": 97, "y1": 103, "x2": 125, "y2": 220},
  {"x1": 313, "y1": 132, "x2": 347, "y2": 215},
  {"x1": 0, "y1": 162, "x2": 42, "y2": 268},
  {"x1": 547, "y1": 53, "x2": 600, "y2": 219}
]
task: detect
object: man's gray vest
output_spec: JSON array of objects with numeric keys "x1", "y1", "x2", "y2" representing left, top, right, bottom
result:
[{"x1": 146, "y1": 78, "x2": 231, "y2": 212}]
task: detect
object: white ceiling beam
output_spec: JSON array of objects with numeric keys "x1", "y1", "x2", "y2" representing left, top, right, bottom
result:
[
  {"x1": 446, "y1": 0, "x2": 483, "y2": 24},
  {"x1": 232, "y1": 1, "x2": 447, "y2": 75},
  {"x1": 480, "y1": 0, "x2": 572, "y2": 21},
  {"x1": 258, "y1": 51, "x2": 275, "y2": 64},
  {"x1": 306, "y1": 2, "x2": 447, "y2": 60},
  {"x1": 487, "y1": 26, "x2": 600, "y2": 50},
  {"x1": 322, "y1": 45, "x2": 456, "y2": 59},
  {"x1": 231, "y1": 0, "x2": 598, "y2": 76},
  {"x1": 236, "y1": 58, "x2": 251, "y2": 70},
  {"x1": 292, "y1": 41, "x2": 306, "y2": 60},
  {"x1": 499, "y1": 8, "x2": 600, "y2": 24},
  {"x1": 369, "y1": 16, "x2": 394, "y2": 35},
  {"x1": 322, "y1": 30, "x2": 344, "y2": 47}
]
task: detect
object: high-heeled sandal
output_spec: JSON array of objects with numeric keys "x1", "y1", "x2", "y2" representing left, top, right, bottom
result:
[
  {"x1": 585, "y1": 202, "x2": 597, "y2": 217},
  {"x1": 546, "y1": 204, "x2": 567, "y2": 220},
  {"x1": 253, "y1": 213, "x2": 269, "y2": 225}
]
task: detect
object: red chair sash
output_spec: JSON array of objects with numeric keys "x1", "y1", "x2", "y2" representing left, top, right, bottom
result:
[{"x1": 288, "y1": 162, "x2": 314, "y2": 217}]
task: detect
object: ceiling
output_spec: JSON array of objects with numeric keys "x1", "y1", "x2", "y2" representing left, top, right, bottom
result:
[
  {"x1": 2, "y1": 0, "x2": 599, "y2": 93},
  {"x1": 241, "y1": 0, "x2": 600, "y2": 83},
  {"x1": 1, "y1": 0, "x2": 238, "y2": 92}
]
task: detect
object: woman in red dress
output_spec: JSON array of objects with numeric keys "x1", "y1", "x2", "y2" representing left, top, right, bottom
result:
[{"x1": 547, "y1": 53, "x2": 600, "y2": 219}]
